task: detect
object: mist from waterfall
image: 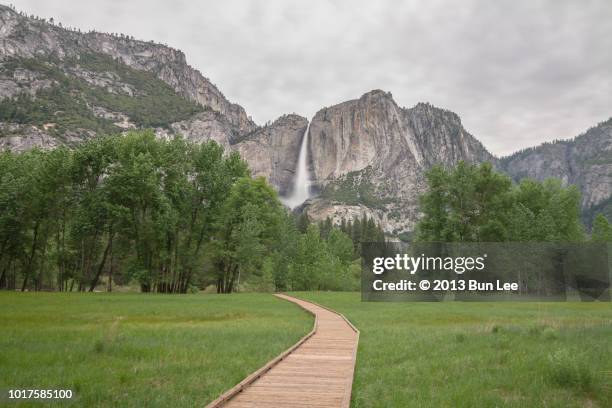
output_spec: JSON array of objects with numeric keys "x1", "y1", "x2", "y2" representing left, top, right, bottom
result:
[{"x1": 282, "y1": 122, "x2": 312, "y2": 209}]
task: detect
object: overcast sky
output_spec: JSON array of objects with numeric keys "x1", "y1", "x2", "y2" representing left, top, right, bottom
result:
[{"x1": 11, "y1": 0, "x2": 612, "y2": 155}]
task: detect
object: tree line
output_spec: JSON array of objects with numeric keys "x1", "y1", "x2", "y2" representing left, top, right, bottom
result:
[
  {"x1": 414, "y1": 162, "x2": 611, "y2": 298},
  {"x1": 416, "y1": 161, "x2": 611, "y2": 243},
  {"x1": 0, "y1": 131, "x2": 384, "y2": 293},
  {"x1": 6, "y1": 141, "x2": 606, "y2": 295}
]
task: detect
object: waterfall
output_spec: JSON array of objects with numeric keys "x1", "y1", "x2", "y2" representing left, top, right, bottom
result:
[{"x1": 282, "y1": 122, "x2": 312, "y2": 208}]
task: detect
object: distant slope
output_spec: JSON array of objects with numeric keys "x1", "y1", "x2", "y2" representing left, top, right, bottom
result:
[
  {"x1": 0, "y1": 54, "x2": 204, "y2": 143},
  {"x1": 500, "y1": 118, "x2": 612, "y2": 224},
  {"x1": 0, "y1": 4, "x2": 255, "y2": 134}
]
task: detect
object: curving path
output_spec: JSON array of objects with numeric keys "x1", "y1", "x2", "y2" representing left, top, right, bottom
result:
[{"x1": 207, "y1": 294, "x2": 359, "y2": 408}]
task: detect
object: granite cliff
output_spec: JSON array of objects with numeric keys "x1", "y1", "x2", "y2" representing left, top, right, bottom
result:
[
  {"x1": 235, "y1": 114, "x2": 307, "y2": 196},
  {"x1": 305, "y1": 90, "x2": 494, "y2": 233}
]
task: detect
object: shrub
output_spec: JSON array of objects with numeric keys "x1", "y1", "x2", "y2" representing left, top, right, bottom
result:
[
  {"x1": 527, "y1": 325, "x2": 544, "y2": 336},
  {"x1": 542, "y1": 327, "x2": 558, "y2": 341},
  {"x1": 93, "y1": 339, "x2": 105, "y2": 353},
  {"x1": 547, "y1": 349, "x2": 594, "y2": 392}
]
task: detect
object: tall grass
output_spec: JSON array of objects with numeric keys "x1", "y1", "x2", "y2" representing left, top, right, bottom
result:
[
  {"x1": 297, "y1": 292, "x2": 612, "y2": 407},
  {"x1": 0, "y1": 293, "x2": 312, "y2": 407}
]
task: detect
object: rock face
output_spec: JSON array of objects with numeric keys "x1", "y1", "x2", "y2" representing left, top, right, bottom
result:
[
  {"x1": 166, "y1": 110, "x2": 237, "y2": 151},
  {"x1": 500, "y1": 119, "x2": 612, "y2": 221},
  {"x1": 306, "y1": 91, "x2": 611, "y2": 231},
  {"x1": 306, "y1": 90, "x2": 494, "y2": 233},
  {"x1": 0, "y1": 123, "x2": 60, "y2": 151},
  {"x1": 234, "y1": 114, "x2": 307, "y2": 196},
  {"x1": 309, "y1": 91, "x2": 493, "y2": 183}
]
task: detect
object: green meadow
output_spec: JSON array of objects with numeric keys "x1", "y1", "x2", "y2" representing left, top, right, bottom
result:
[
  {"x1": 0, "y1": 293, "x2": 312, "y2": 407},
  {"x1": 297, "y1": 292, "x2": 612, "y2": 408},
  {"x1": 1, "y1": 292, "x2": 611, "y2": 407}
]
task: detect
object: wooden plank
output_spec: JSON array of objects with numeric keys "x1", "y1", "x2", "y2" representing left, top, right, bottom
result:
[{"x1": 205, "y1": 294, "x2": 359, "y2": 408}]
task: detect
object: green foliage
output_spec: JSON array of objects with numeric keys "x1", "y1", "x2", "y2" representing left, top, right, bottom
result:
[
  {"x1": 0, "y1": 131, "x2": 365, "y2": 293},
  {"x1": 0, "y1": 131, "x2": 252, "y2": 292},
  {"x1": 327, "y1": 228, "x2": 354, "y2": 264},
  {"x1": 583, "y1": 196, "x2": 612, "y2": 228},
  {"x1": 591, "y1": 213, "x2": 612, "y2": 242},
  {"x1": 547, "y1": 349, "x2": 594, "y2": 392},
  {"x1": 320, "y1": 167, "x2": 388, "y2": 210},
  {"x1": 212, "y1": 177, "x2": 285, "y2": 293},
  {"x1": 0, "y1": 54, "x2": 202, "y2": 137},
  {"x1": 276, "y1": 213, "x2": 384, "y2": 291},
  {"x1": 287, "y1": 224, "x2": 358, "y2": 291},
  {"x1": 0, "y1": 83, "x2": 118, "y2": 137},
  {"x1": 397, "y1": 231, "x2": 413, "y2": 242},
  {"x1": 295, "y1": 212, "x2": 310, "y2": 233},
  {"x1": 71, "y1": 53, "x2": 203, "y2": 128},
  {"x1": 416, "y1": 161, "x2": 585, "y2": 242},
  {"x1": 335, "y1": 213, "x2": 386, "y2": 257}
]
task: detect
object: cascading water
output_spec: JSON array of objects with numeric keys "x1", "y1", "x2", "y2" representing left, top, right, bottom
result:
[{"x1": 282, "y1": 122, "x2": 312, "y2": 208}]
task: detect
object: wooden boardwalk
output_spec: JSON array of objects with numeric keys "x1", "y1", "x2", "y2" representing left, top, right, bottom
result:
[{"x1": 207, "y1": 294, "x2": 359, "y2": 408}]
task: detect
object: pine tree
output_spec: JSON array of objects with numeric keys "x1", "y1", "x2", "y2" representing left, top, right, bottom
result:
[
  {"x1": 296, "y1": 212, "x2": 310, "y2": 234},
  {"x1": 591, "y1": 214, "x2": 612, "y2": 242},
  {"x1": 319, "y1": 216, "x2": 333, "y2": 240},
  {"x1": 352, "y1": 216, "x2": 362, "y2": 255}
]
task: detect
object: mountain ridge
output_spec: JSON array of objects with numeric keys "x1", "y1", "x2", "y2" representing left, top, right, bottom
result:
[{"x1": 0, "y1": 4, "x2": 256, "y2": 134}]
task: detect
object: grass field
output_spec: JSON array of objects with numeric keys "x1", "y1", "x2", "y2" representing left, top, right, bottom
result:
[
  {"x1": 296, "y1": 292, "x2": 612, "y2": 408},
  {"x1": 0, "y1": 293, "x2": 312, "y2": 407},
  {"x1": 2, "y1": 292, "x2": 611, "y2": 407}
]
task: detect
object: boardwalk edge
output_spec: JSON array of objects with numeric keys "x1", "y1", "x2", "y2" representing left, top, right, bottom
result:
[{"x1": 205, "y1": 294, "x2": 319, "y2": 408}]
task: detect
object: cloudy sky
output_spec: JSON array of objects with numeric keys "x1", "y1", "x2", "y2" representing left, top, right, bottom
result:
[{"x1": 11, "y1": 0, "x2": 612, "y2": 155}]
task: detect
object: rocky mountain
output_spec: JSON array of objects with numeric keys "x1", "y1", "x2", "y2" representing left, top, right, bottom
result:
[
  {"x1": 499, "y1": 118, "x2": 612, "y2": 224},
  {"x1": 305, "y1": 90, "x2": 495, "y2": 233},
  {"x1": 0, "y1": 4, "x2": 254, "y2": 135},
  {"x1": 0, "y1": 4, "x2": 303, "y2": 195},
  {"x1": 1, "y1": 4, "x2": 610, "y2": 234}
]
